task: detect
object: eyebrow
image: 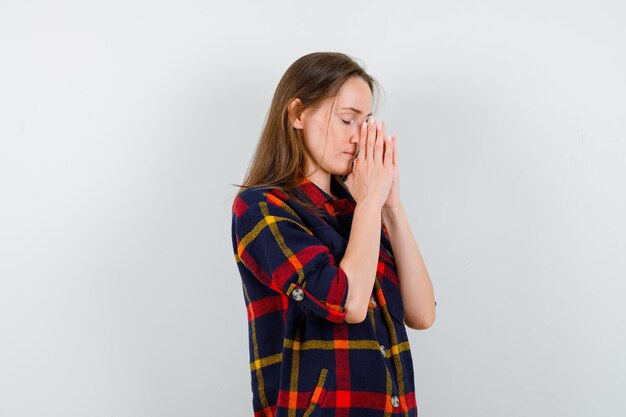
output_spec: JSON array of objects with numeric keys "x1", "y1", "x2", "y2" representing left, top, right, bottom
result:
[{"x1": 340, "y1": 107, "x2": 373, "y2": 117}]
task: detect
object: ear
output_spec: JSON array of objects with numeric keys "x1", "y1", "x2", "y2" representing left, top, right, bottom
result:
[{"x1": 288, "y1": 98, "x2": 305, "y2": 130}]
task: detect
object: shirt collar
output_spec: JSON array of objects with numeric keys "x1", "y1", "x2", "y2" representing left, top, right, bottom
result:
[{"x1": 296, "y1": 176, "x2": 355, "y2": 216}]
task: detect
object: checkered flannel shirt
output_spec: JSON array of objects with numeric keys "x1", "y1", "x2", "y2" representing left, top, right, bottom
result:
[{"x1": 231, "y1": 175, "x2": 418, "y2": 417}]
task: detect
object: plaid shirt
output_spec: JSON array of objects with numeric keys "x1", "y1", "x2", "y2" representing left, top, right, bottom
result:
[{"x1": 231, "y1": 175, "x2": 418, "y2": 417}]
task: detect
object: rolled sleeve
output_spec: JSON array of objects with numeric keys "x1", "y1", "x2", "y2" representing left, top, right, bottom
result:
[{"x1": 233, "y1": 191, "x2": 349, "y2": 323}]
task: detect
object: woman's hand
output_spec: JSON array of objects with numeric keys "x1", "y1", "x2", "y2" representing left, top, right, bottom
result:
[
  {"x1": 382, "y1": 133, "x2": 400, "y2": 210},
  {"x1": 346, "y1": 117, "x2": 394, "y2": 208}
]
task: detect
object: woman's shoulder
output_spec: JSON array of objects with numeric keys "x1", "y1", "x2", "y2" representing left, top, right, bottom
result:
[
  {"x1": 234, "y1": 185, "x2": 291, "y2": 205},
  {"x1": 234, "y1": 185, "x2": 271, "y2": 203},
  {"x1": 232, "y1": 185, "x2": 298, "y2": 218}
]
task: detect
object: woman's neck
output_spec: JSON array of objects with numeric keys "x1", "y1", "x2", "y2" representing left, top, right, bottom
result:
[{"x1": 306, "y1": 171, "x2": 335, "y2": 199}]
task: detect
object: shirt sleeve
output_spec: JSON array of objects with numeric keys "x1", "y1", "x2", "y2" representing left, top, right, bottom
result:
[{"x1": 232, "y1": 190, "x2": 349, "y2": 323}]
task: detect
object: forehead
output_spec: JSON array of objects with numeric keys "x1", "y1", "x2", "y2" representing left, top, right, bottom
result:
[{"x1": 335, "y1": 77, "x2": 373, "y2": 112}]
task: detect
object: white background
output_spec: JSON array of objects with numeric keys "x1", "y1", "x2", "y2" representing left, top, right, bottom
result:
[{"x1": 1, "y1": 1, "x2": 625, "y2": 416}]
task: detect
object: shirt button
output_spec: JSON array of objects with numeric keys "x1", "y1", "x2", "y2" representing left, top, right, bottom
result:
[
  {"x1": 370, "y1": 297, "x2": 377, "y2": 308},
  {"x1": 291, "y1": 288, "x2": 304, "y2": 301},
  {"x1": 379, "y1": 344, "x2": 386, "y2": 357},
  {"x1": 391, "y1": 395, "x2": 399, "y2": 408}
]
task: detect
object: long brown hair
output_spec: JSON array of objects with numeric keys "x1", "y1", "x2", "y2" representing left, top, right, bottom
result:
[{"x1": 231, "y1": 52, "x2": 382, "y2": 216}]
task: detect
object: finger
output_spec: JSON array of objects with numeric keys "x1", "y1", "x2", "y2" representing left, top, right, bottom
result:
[
  {"x1": 378, "y1": 121, "x2": 387, "y2": 161},
  {"x1": 392, "y1": 135, "x2": 397, "y2": 166},
  {"x1": 367, "y1": 117, "x2": 377, "y2": 161},
  {"x1": 375, "y1": 121, "x2": 384, "y2": 163},
  {"x1": 384, "y1": 134, "x2": 393, "y2": 165},
  {"x1": 359, "y1": 120, "x2": 367, "y2": 160}
]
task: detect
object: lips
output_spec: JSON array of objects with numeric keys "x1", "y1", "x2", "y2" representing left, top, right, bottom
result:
[{"x1": 344, "y1": 152, "x2": 356, "y2": 158}]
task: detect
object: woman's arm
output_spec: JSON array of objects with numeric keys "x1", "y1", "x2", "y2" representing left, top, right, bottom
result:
[
  {"x1": 338, "y1": 196, "x2": 384, "y2": 324},
  {"x1": 382, "y1": 203, "x2": 436, "y2": 329}
]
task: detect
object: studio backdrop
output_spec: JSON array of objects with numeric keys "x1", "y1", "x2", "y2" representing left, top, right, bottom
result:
[{"x1": 1, "y1": 1, "x2": 625, "y2": 416}]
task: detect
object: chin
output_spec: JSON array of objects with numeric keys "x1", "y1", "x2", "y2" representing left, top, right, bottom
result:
[
  {"x1": 331, "y1": 165, "x2": 351, "y2": 177},
  {"x1": 343, "y1": 162, "x2": 354, "y2": 176},
  {"x1": 324, "y1": 159, "x2": 352, "y2": 176}
]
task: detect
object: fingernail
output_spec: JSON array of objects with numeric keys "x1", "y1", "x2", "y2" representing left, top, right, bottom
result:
[
  {"x1": 377, "y1": 122, "x2": 383, "y2": 130},
  {"x1": 369, "y1": 117, "x2": 376, "y2": 125}
]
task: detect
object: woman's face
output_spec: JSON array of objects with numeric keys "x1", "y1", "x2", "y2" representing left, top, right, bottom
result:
[{"x1": 295, "y1": 76, "x2": 373, "y2": 176}]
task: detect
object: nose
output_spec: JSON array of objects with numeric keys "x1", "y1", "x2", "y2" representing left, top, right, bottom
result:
[{"x1": 349, "y1": 122, "x2": 361, "y2": 143}]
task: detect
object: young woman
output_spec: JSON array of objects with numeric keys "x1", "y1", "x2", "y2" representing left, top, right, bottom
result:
[{"x1": 231, "y1": 52, "x2": 436, "y2": 417}]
